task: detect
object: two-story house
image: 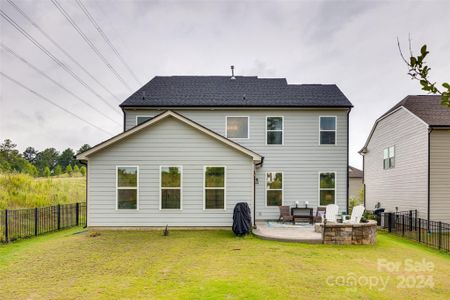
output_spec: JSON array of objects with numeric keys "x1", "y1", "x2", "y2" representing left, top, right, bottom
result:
[
  {"x1": 360, "y1": 95, "x2": 450, "y2": 223},
  {"x1": 76, "y1": 75, "x2": 352, "y2": 227}
]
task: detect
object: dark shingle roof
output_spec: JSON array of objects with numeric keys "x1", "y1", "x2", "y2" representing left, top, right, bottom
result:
[
  {"x1": 120, "y1": 76, "x2": 352, "y2": 108},
  {"x1": 381, "y1": 95, "x2": 450, "y2": 126},
  {"x1": 349, "y1": 166, "x2": 363, "y2": 178}
]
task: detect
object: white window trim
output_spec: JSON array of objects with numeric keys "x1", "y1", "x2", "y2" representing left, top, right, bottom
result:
[
  {"x1": 159, "y1": 166, "x2": 183, "y2": 210},
  {"x1": 318, "y1": 171, "x2": 337, "y2": 207},
  {"x1": 319, "y1": 116, "x2": 337, "y2": 145},
  {"x1": 135, "y1": 115, "x2": 153, "y2": 126},
  {"x1": 203, "y1": 166, "x2": 227, "y2": 210},
  {"x1": 383, "y1": 146, "x2": 395, "y2": 170},
  {"x1": 265, "y1": 171, "x2": 284, "y2": 207},
  {"x1": 116, "y1": 165, "x2": 139, "y2": 210},
  {"x1": 265, "y1": 116, "x2": 284, "y2": 146},
  {"x1": 225, "y1": 116, "x2": 250, "y2": 139}
]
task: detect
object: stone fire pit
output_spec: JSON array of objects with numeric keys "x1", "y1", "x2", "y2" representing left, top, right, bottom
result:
[{"x1": 314, "y1": 220, "x2": 377, "y2": 245}]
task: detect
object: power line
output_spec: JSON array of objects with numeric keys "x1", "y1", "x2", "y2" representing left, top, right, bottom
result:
[
  {"x1": 50, "y1": 0, "x2": 133, "y2": 91},
  {"x1": 75, "y1": 0, "x2": 142, "y2": 85},
  {"x1": 6, "y1": 0, "x2": 122, "y2": 103},
  {"x1": 1, "y1": 43, "x2": 120, "y2": 126},
  {"x1": 1, "y1": 71, "x2": 113, "y2": 136},
  {"x1": 0, "y1": 8, "x2": 121, "y2": 115}
]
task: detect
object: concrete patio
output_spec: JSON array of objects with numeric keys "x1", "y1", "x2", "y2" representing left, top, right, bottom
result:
[{"x1": 253, "y1": 221, "x2": 322, "y2": 243}]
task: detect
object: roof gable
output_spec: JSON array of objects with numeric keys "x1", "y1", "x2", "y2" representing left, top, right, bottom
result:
[
  {"x1": 120, "y1": 76, "x2": 352, "y2": 108},
  {"x1": 77, "y1": 110, "x2": 263, "y2": 162}
]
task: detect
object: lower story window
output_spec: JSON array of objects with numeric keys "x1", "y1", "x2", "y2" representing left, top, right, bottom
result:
[
  {"x1": 204, "y1": 166, "x2": 225, "y2": 209},
  {"x1": 117, "y1": 166, "x2": 138, "y2": 209},
  {"x1": 161, "y1": 166, "x2": 182, "y2": 209},
  {"x1": 266, "y1": 172, "x2": 283, "y2": 206},
  {"x1": 319, "y1": 172, "x2": 335, "y2": 206}
]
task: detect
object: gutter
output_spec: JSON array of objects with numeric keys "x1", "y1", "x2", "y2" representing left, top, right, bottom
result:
[
  {"x1": 79, "y1": 159, "x2": 88, "y2": 228},
  {"x1": 121, "y1": 107, "x2": 126, "y2": 132},
  {"x1": 346, "y1": 108, "x2": 351, "y2": 213},
  {"x1": 427, "y1": 127, "x2": 432, "y2": 222}
]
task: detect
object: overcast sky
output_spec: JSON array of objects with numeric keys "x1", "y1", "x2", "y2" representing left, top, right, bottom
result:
[{"x1": 1, "y1": 0, "x2": 449, "y2": 168}]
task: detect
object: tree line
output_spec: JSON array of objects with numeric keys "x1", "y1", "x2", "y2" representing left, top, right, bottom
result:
[{"x1": 0, "y1": 139, "x2": 90, "y2": 177}]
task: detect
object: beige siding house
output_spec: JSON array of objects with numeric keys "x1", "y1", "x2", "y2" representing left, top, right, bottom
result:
[
  {"x1": 348, "y1": 166, "x2": 363, "y2": 200},
  {"x1": 360, "y1": 95, "x2": 450, "y2": 223}
]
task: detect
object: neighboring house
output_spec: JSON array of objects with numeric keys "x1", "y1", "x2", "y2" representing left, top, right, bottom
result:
[
  {"x1": 77, "y1": 75, "x2": 352, "y2": 227},
  {"x1": 348, "y1": 166, "x2": 363, "y2": 200},
  {"x1": 360, "y1": 95, "x2": 450, "y2": 223}
]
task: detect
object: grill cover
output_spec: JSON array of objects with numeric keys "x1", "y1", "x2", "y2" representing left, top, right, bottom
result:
[{"x1": 232, "y1": 202, "x2": 252, "y2": 236}]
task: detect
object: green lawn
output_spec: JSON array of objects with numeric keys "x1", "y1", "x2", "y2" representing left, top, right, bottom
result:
[{"x1": 0, "y1": 229, "x2": 449, "y2": 299}]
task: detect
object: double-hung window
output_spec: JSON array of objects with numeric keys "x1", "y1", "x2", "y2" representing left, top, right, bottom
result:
[
  {"x1": 383, "y1": 146, "x2": 395, "y2": 169},
  {"x1": 266, "y1": 172, "x2": 283, "y2": 206},
  {"x1": 136, "y1": 115, "x2": 153, "y2": 125},
  {"x1": 160, "y1": 166, "x2": 182, "y2": 209},
  {"x1": 204, "y1": 166, "x2": 226, "y2": 209},
  {"x1": 266, "y1": 117, "x2": 283, "y2": 145},
  {"x1": 117, "y1": 166, "x2": 138, "y2": 209},
  {"x1": 320, "y1": 116, "x2": 336, "y2": 145},
  {"x1": 319, "y1": 172, "x2": 335, "y2": 206},
  {"x1": 226, "y1": 117, "x2": 249, "y2": 138}
]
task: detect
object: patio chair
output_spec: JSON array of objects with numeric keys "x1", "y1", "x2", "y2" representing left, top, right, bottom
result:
[
  {"x1": 343, "y1": 205, "x2": 365, "y2": 224},
  {"x1": 325, "y1": 204, "x2": 339, "y2": 223},
  {"x1": 278, "y1": 206, "x2": 293, "y2": 223},
  {"x1": 315, "y1": 206, "x2": 326, "y2": 223}
]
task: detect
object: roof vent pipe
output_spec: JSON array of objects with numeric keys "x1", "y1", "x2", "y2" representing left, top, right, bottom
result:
[{"x1": 230, "y1": 65, "x2": 235, "y2": 80}]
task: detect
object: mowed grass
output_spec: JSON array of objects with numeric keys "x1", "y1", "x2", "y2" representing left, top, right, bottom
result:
[
  {"x1": 0, "y1": 173, "x2": 85, "y2": 209},
  {"x1": 0, "y1": 229, "x2": 449, "y2": 299}
]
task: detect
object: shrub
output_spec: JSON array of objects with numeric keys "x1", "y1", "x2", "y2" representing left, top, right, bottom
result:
[
  {"x1": 73, "y1": 165, "x2": 80, "y2": 173},
  {"x1": 66, "y1": 165, "x2": 73, "y2": 176},
  {"x1": 80, "y1": 166, "x2": 86, "y2": 176},
  {"x1": 43, "y1": 167, "x2": 51, "y2": 177},
  {"x1": 54, "y1": 165, "x2": 62, "y2": 176}
]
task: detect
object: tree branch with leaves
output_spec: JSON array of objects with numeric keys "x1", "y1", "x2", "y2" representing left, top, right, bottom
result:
[{"x1": 398, "y1": 38, "x2": 450, "y2": 107}]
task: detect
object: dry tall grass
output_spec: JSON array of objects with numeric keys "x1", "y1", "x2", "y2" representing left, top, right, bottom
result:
[{"x1": 0, "y1": 173, "x2": 86, "y2": 209}]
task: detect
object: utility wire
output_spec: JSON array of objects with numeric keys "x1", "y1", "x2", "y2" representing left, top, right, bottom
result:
[
  {"x1": 1, "y1": 71, "x2": 113, "y2": 136},
  {"x1": 51, "y1": 0, "x2": 133, "y2": 91},
  {"x1": 0, "y1": 8, "x2": 121, "y2": 115},
  {"x1": 75, "y1": 0, "x2": 141, "y2": 85},
  {"x1": 7, "y1": 0, "x2": 122, "y2": 103},
  {"x1": 1, "y1": 43, "x2": 120, "y2": 126}
]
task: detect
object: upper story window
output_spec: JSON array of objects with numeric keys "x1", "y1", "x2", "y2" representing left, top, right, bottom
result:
[
  {"x1": 204, "y1": 166, "x2": 226, "y2": 209},
  {"x1": 320, "y1": 116, "x2": 336, "y2": 145},
  {"x1": 226, "y1": 116, "x2": 249, "y2": 138},
  {"x1": 160, "y1": 166, "x2": 182, "y2": 209},
  {"x1": 136, "y1": 116, "x2": 153, "y2": 125},
  {"x1": 266, "y1": 117, "x2": 284, "y2": 145},
  {"x1": 117, "y1": 166, "x2": 138, "y2": 209},
  {"x1": 383, "y1": 146, "x2": 395, "y2": 169}
]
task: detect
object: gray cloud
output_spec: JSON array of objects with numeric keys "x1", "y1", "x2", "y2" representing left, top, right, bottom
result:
[{"x1": 1, "y1": 0, "x2": 449, "y2": 168}]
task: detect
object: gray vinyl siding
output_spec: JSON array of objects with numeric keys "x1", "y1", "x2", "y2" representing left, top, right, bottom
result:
[
  {"x1": 125, "y1": 108, "x2": 349, "y2": 219},
  {"x1": 430, "y1": 129, "x2": 450, "y2": 223},
  {"x1": 87, "y1": 116, "x2": 254, "y2": 227},
  {"x1": 364, "y1": 108, "x2": 428, "y2": 217}
]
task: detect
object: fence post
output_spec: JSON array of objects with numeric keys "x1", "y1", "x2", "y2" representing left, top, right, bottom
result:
[
  {"x1": 4, "y1": 209, "x2": 8, "y2": 243},
  {"x1": 57, "y1": 204, "x2": 61, "y2": 230},
  {"x1": 414, "y1": 210, "x2": 418, "y2": 231},
  {"x1": 418, "y1": 218, "x2": 421, "y2": 243},
  {"x1": 76, "y1": 203, "x2": 79, "y2": 226},
  {"x1": 438, "y1": 221, "x2": 442, "y2": 250},
  {"x1": 387, "y1": 213, "x2": 392, "y2": 232},
  {"x1": 409, "y1": 210, "x2": 413, "y2": 231},
  {"x1": 34, "y1": 207, "x2": 38, "y2": 236},
  {"x1": 402, "y1": 215, "x2": 405, "y2": 236}
]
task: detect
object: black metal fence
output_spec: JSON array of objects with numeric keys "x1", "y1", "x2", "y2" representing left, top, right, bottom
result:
[
  {"x1": 382, "y1": 210, "x2": 449, "y2": 252},
  {"x1": 0, "y1": 202, "x2": 86, "y2": 243}
]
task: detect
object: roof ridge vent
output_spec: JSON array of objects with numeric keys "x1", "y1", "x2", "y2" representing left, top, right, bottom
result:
[{"x1": 230, "y1": 65, "x2": 236, "y2": 80}]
